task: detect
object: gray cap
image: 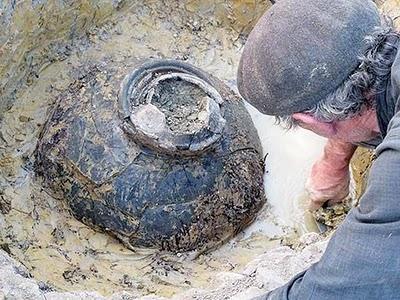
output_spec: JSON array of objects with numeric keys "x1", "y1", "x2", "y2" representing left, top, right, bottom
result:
[{"x1": 237, "y1": 0, "x2": 380, "y2": 116}]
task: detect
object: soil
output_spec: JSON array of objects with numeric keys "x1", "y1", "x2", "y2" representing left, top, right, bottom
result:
[
  {"x1": 0, "y1": 0, "x2": 398, "y2": 299},
  {"x1": 0, "y1": 1, "x2": 277, "y2": 297},
  {"x1": 150, "y1": 79, "x2": 210, "y2": 134}
]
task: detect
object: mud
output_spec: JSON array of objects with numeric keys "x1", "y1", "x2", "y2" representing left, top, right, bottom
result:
[
  {"x1": 0, "y1": 0, "x2": 397, "y2": 298},
  {"x1": 151, "y1": 79, "x2": 210, "y2": 133},
  {"x1": 0, "y1": 0, "x2": 275, "y2": 297},
  {"x1": 350, "y1": 147, "x2": 375, "y2": 203},
  {"x1": 0, "y1": 0, "x2": 130, "y2": 120}
]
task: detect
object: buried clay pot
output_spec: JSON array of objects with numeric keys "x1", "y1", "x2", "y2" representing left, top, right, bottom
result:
[{"x1": 36, "y1": 59, "x2": 265, "y2": 251}]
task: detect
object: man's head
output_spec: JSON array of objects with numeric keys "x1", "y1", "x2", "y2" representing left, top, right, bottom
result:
[{"x1": 237, "y1": 0, "x2": 399, "y2": 142}]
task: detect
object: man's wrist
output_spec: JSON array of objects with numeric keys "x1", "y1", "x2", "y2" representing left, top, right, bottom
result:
[{"x1": 321, "y1": 139, "x2": 357, "y2": 169}]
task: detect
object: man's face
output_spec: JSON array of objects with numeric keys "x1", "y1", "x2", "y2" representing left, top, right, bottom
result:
[{"x1": 292, "y1": 108, "x2": 381, "y2": 143}]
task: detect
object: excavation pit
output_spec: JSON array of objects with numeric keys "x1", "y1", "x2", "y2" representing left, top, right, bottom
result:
[{"x1": 0, "y1": 0, "x2": 382, "y2": 298}]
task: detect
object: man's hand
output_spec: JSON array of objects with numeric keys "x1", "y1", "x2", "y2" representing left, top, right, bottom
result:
[{"x1": 307, "y1": 139, "x2": 357, "y2": 210}]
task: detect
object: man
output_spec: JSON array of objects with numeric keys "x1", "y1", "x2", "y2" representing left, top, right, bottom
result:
[{"x1": 237, "y1": 0, "x2": 400, "y2": 298}]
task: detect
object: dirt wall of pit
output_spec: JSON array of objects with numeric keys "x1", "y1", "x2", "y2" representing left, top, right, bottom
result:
[
  {"x1": 1, "y1": 0, "x2": 398, "y2": 299},
  {"x1": 0, "y1": 0, "x2": 132, "y2": 120},
  {"x1": 0, "y1": 0, "x2": 271, "y2": 120}
]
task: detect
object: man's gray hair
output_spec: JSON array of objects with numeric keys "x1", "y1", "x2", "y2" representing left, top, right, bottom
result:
[{"x1": 277, "y1": 17, "x2": 400, "y2": 129}]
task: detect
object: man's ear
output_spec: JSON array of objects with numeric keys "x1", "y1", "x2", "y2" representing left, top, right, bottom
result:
[{"x1": 292, "y1": 113, "x2": 336, "y2": 138}]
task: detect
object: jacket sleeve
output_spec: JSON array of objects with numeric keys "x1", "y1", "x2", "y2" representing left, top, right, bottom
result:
[{"x1": 261, "y1": 111, "x2": 400, "y2": 300}]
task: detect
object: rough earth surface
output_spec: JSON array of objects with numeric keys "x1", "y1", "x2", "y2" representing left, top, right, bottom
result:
[
  {"x1": 0, "y1": 0, "x2": 398, "y2": 299},
  {"x1": 0, "y1": 233, "x2": 327, "y2": 299}
]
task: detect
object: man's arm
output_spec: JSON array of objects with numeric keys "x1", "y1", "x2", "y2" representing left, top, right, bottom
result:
[
  {"x1": 307, "y1": 139, "x2": 356, "y2": 210},
  {"x1": 263, "y1": 112, "x2": 400, "y2": 299}
]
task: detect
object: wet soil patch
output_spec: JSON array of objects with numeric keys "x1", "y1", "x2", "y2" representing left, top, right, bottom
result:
[{"x1": 150, "y1": 78, "x2": 211, "y2": 134}]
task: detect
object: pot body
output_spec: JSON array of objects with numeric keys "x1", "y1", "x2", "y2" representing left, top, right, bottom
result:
[{"x1": 36, "y1": 59, "x2": 265, "y2": 251}]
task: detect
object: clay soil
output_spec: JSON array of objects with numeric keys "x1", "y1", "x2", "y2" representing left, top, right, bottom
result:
[{"x1": 0, "y1": 0, "x2": 398, "y2": 299}]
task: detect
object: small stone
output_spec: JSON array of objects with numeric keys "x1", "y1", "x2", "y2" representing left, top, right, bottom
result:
[
  {"x1": 18, "y1": 115, "x2": 33, "y2": 123},
  {"x1": 230, "y1": 287, "x2": 265, "y2": 300},
  {"x1": 299, "y1": 232, "x2": 321, "y2": 245},
  {"x1": 197, "y1": 111, "x2": 208, "y2": 122}
]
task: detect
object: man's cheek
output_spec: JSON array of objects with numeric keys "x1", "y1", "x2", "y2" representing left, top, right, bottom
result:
[{"x1": 298, "y1": 122, "x2": 334, "y2": 139}]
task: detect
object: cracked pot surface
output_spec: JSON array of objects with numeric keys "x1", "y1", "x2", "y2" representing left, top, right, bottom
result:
[{"x1": 36, "y1": 59, "x2": 266, "y2": 251}]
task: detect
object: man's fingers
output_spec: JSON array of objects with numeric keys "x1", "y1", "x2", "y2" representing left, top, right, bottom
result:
[
  {"x1": 327, "y1": 196, "x2": 348, "y2": 207},
  {"x1": 308, "y1": 200, "x2": 323, "y2": 211},
  {"x1": 308, "y1": 194, "x2": 349, "y2": 211},
  {"x1": 306, "y1": 190, "x2": 327, "y2": 211}
]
